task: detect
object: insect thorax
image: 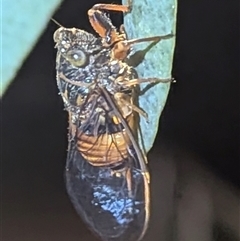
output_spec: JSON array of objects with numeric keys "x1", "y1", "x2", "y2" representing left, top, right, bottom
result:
[{"x1": 54, "y1": 27, "x2": 136, "y2": 135}]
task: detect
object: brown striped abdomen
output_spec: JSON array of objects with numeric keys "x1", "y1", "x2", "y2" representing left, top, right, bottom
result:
[{"x1": 77, "y1": 130, "x2": 130, "y2": 166}]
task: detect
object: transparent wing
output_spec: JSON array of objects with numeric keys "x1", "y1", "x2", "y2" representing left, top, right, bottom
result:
[{"x1": 65, "y1": 136, "x2": 149, "y2": 241}]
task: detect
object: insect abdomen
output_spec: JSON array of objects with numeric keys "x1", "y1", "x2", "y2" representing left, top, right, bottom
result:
[{"x1": 77, "y1": 131, "x2": 130, "y2": 166}]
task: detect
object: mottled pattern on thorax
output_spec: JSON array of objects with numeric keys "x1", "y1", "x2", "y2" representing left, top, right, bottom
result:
[{"x1": 55, "y1": 27, "x2": 134, "y2": 109}]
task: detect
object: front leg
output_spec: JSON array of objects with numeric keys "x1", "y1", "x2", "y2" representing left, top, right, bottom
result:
[
  {"x1": 88, "y1": 0, "x2": 132, "y2": 45},
  {"x1": 119, "y1": 77, "x2": 173, "y2": 87}
]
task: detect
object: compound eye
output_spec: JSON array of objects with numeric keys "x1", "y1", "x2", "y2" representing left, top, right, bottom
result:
[
  {"x1": 53, "y1": 28, "x2": 61, "y2": 43},
  {"x1": 65, "y1": 49, "x2": 87, "y2": 67}
]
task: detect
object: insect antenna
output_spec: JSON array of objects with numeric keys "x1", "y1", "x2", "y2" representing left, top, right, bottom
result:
[{"x1": 51, "y1": 18, "x2": 63, "y2": 27}]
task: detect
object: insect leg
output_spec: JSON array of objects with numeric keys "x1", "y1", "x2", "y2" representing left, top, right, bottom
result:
[
  {"x1": 100, "y1": 87, "x2": 149, "y2": 177},
  {"x1": 119, "y1": 77, "x2": 173, "y2": 87},
  {"x1": 114, "y1": 92, "x2": 148, "y2": 120},
  {"x1": 110, "y1": 34, "x2": 171, "y2": 60},
  {"x1": 88, "y1": 1, "x2": 132, "y2": 45},
  {"x1": 90, "y1": 0, "x2": 132, "y2": 13},
  {"x1": 126, "y1": 33, "x2": 174, "y2": 46},
  {"x1": 119, "y1": 24, "x2": 128, "y2": 40},
  {"x1": 112, "y1": 33, "x2": 173, "y2": 60}
]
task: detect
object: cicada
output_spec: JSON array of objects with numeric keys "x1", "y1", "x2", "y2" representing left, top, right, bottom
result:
[{"x1": 53, "y1": 1, "x2": 171, "y2": 240}]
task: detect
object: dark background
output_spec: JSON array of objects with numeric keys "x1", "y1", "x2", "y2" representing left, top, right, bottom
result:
[{"x1": 2, "y1": 0, "x2": 239, "y2": 240}]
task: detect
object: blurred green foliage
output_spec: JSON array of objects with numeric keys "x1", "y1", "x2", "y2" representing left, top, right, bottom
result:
[{"x1": 1, "y1": 0, "x2": 62, "y2": 96}]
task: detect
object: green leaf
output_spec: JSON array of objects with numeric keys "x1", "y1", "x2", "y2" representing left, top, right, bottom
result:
[
  {"x1": 123, "y1": 0, "x2": 177, "y2": 152},
  {"x1": 1, "y1": 0, "x2": 63, "y2": 96}
]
